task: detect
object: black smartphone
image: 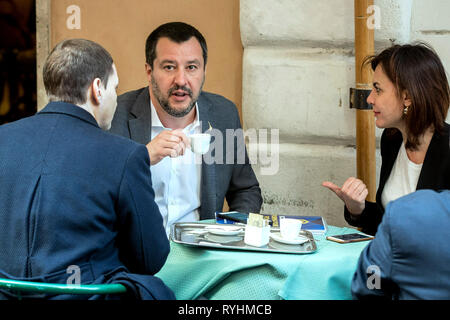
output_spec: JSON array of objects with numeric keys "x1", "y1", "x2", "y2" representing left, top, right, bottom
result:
[
  {"x1": 326, "y1": 233, "x2": 374, "y2": 244},
  {"x1": 216, "y1": 211, "x2": 249, "y2": 224}
]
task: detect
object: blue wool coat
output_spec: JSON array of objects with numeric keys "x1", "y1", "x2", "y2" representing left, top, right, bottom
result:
[
  {"x1": 0, "y1": 102, "x2": 174, "y2": 299},
  {"x1": 352, "y1": 190, "x2": 450, "y2": 299}
]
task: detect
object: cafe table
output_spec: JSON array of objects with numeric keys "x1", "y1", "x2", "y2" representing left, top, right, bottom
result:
[{"x1": 155, "y1": 224, "x2": 371, "y2": 300}]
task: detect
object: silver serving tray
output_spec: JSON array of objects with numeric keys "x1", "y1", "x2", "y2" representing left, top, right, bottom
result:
[{"x1": 170, "y1": 222, "x2": 317, "y2": 254}]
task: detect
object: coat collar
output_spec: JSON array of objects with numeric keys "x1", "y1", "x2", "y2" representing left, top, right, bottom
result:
[
  {"x1": 127, "y1": 88, "x2": 152, "y2": 144},
  {"x1": 417, "y1": 122, "x2": 450, "y2": 188},
  {"x1": 39, "y1": 101, "x2": 99, "y2": 128},
  {"x1": 197, "y1": 92, "x2": 214, "y2": 133}
]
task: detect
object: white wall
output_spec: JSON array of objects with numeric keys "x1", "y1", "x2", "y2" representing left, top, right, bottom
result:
[{"x1": 241, "y1": 0, "x2": 450, "y2": 227}]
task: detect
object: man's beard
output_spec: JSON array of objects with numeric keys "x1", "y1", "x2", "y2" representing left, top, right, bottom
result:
[{"x1": 151, "y1": 75, "x2": 204, "y2": 118}]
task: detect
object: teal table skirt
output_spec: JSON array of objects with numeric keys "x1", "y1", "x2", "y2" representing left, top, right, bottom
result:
[{"x1": 156, "y1": 225, "x2": 370, "y2": 300}]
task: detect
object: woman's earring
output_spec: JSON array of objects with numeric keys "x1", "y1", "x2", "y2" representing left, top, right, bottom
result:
[{"x1": 403, "y1": 106, "x2": 409, "y2": 115}]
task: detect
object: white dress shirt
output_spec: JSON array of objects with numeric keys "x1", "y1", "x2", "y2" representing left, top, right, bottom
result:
[
  {"x1": 381, "y1": 141, "x2": 423, "y2": 208},
  {"x1": 149, "y1": 101, "x2": 202, "y2": 237}
]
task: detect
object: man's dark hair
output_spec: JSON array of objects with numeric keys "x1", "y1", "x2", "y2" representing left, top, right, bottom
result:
[
  {"x1": 366, "y1": 42, "x2": 450, "y2": 150},
  {"x1": 145, "y1": 22, "x2": 208, "y2": 69},
  {"x1": 43, "y1": 38, "x2": 114, "y2": 105}
]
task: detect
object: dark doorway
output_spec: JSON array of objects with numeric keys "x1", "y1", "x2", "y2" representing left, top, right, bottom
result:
[{"x1": 0, "y1": 0, "x2": 36, "y2": 124}]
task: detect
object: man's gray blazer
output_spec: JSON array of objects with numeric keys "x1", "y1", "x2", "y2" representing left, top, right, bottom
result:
[{"x1": 109, "y1": 87, "x2": 262, "y2": 219}]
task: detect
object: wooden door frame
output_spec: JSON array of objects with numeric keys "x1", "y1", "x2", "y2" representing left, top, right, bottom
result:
[{"x1": 36, "y1": 0, "x2": 51, "y2": 111}]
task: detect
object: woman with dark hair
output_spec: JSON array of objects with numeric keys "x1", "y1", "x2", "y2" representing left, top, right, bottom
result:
[{"x1": 323, "y1": 43, "x2": 450, "y2": 235}]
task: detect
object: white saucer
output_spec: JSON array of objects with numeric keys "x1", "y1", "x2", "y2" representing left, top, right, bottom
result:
[
  {"x1": 270, "y1": 232, "x2": 309, "y2": 245},
  {"x1": 205, "y1": 226, "x2": 244, "y2": 236}
]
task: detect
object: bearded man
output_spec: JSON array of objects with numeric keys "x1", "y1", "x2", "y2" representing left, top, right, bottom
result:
[{"x1": 109, "y1": 22, "x2": 262, "y2": 235}]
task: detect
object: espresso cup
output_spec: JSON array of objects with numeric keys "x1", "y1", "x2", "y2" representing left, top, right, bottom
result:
[
  {"x1": 279, "y1": 217, "x2": 302, "y2": 240},
  {"x1": 190, "y1": 133, "x2": 211, "y2": 154}
]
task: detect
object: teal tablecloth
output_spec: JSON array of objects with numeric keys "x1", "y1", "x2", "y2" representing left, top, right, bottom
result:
[{"x1": 156, "y1": 225, "x2": 370, "y2": 300}]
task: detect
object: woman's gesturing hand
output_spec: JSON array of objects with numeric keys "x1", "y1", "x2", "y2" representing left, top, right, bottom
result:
[{"x1": 322, "y1": 177, "x2": 368, "y2": 215}]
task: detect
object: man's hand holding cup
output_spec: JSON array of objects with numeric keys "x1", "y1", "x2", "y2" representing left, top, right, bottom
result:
[{"x1": 146, "y1": 129, "x2": 190, "y2": 165}]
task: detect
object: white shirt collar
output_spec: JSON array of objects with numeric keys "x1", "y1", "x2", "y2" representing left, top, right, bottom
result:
[{"x1": 150, "y1": 99, "x2": 201, "y2": 133}]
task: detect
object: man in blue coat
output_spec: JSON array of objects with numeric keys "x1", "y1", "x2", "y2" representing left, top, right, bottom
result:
[
  {"x1": 352, "y1": 189, "x2": 450, "y2": 299},
  {"x1": 0, "y1": 39, "x2": 174, "y2": 300}
]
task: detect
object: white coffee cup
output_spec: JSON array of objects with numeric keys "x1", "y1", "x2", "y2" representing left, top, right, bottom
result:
[
  {"x1": 190, "y1": 133, "x2": 211, "y2": 154},
  {"x1": 279, "y1": 217, "x2": 302, "y2": 240}
]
